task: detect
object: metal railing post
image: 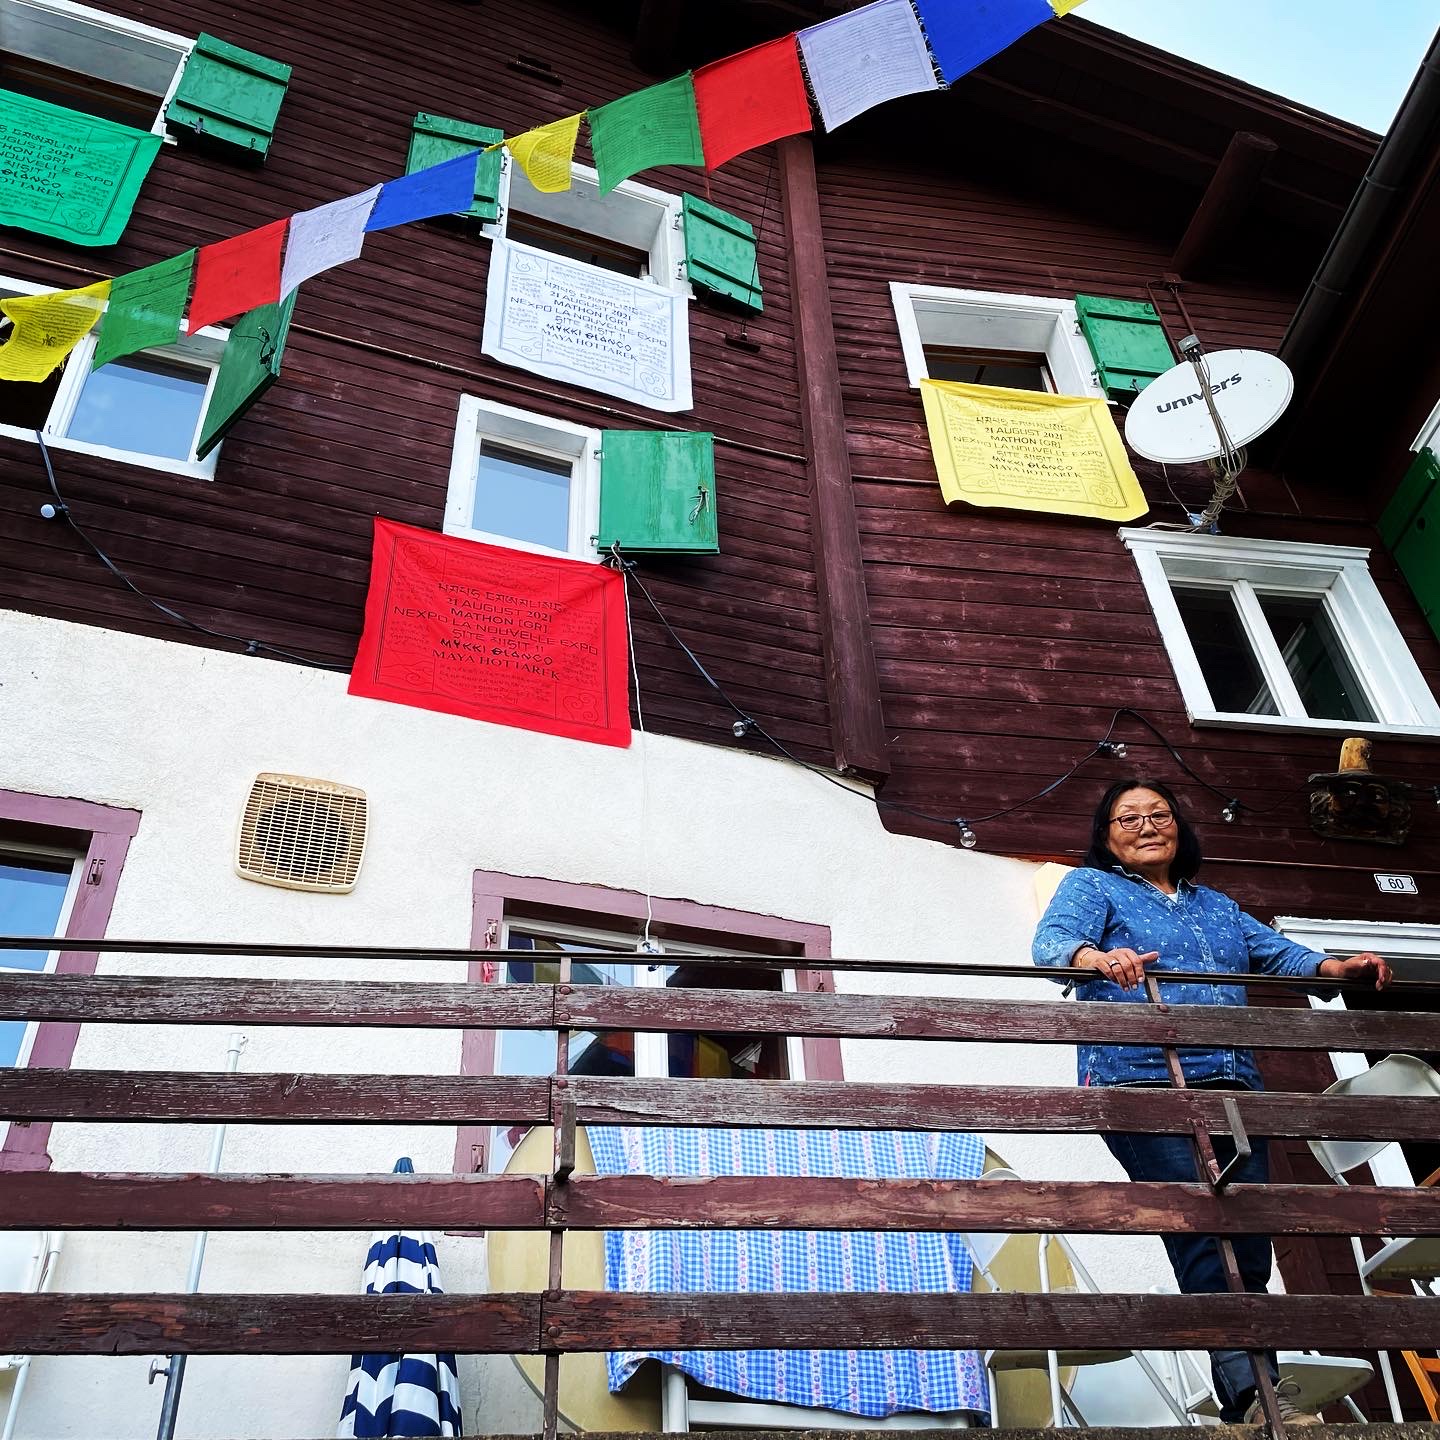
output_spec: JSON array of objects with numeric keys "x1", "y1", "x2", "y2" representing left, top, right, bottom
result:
[{"x1": 1143, "y1": 973, "x2": 1286, "y2": 1435}]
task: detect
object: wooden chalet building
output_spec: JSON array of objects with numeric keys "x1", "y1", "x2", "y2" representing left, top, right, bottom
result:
[{"x1": 1, "y1": 0, "x2": 1438, "y2": 1434}]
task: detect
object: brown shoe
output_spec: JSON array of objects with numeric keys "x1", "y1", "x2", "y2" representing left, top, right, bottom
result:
[{"x1": 1244, "y1": 1380, "x2": 1323, "y2": 1426}]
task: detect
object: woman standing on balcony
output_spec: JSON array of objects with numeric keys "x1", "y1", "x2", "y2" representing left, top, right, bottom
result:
[{"x1": 1033, "y1": 777, "x2": 1390, "y2": 1427}]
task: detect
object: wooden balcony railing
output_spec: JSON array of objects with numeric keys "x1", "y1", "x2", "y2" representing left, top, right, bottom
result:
[{"x1": 1, "y1": 938, "x2": 1438, "y2": 1438}]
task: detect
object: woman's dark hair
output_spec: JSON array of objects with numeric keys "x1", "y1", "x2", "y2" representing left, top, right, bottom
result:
[{"x1": 1083, "y1": 777, "x2": 1203, "y2": 883}]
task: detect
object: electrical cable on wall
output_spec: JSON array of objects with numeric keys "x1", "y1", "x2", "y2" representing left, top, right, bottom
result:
[
  {"x1": 32, "y1": 432, "x2": 349, "y2": 672},
  {"x1": 623, "y1": 559, "x2": 1397, "y2": 848},
  {"x1": 611, "y1": 548, "x2": 662, "y2": 955}
]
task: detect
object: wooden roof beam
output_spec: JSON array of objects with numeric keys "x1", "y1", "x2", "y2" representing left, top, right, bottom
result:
[{"x1": 1171, "y1": 131, "x2": 1279, "y2": 277}]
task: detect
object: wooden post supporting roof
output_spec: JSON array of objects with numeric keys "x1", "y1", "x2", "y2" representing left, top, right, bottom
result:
[
  {"x1": 776, "y1": 135, "x2": 891, "y2": 783},
  {"x1": 1171, "y1": 131, "x2": 1278, "y2": 277}
]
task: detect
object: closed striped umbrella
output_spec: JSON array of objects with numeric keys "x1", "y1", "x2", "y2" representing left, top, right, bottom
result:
[{"x1": 336, "y1": 1158, "x2": 463, "y2": 1438}]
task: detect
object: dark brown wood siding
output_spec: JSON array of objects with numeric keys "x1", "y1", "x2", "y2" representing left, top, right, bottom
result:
[
  {"x1": 816, "y1": 134, "x2": 1440, "y2": 928},
  {"x1": 0, "y1": 0, "x2": 829, "y2": 760}
]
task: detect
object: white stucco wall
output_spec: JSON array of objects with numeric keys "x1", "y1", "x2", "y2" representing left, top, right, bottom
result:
[{"x1": 0, "y1": 612, "x2": 1172, "y2": 1439}]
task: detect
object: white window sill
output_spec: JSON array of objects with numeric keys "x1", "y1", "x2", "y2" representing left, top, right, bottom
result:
[
  {"x1": 1190, "y1": 710, "x2": 1440, "y2": 744},
  {"x1": 0, "y1": 426, "x2": 217, "y2": 481}
]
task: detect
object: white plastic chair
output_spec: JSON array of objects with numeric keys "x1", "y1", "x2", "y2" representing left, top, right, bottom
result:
[
  {"x1": 1307, "y1": 1052, "x2": 1440, "y2": 1422},
  {"x1": 963, "y1": 1169, "x2": 1195, "y2": 1428}
]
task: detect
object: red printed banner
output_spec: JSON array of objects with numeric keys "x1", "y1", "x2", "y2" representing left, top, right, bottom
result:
[{"x1": 349, "y1": 519, "x2": 632, "y2": 748}]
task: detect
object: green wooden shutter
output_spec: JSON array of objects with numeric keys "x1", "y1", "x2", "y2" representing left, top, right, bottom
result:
[
  {"x1": 166, "y1": 34, "x2": 291, "y2": 159},
  {"x1": 194, "y1": 292, "x2": 298, "y2": 460},
  {"x1": 1379, "y1": 447, "x2": 1440, "y2": 549},
  {"x1": 597, "y1": 431, "x2": 719, "y2": 554},
  {"x1": 1074, "y1": 294, "x2": 1175, "y2": 399},
  {"x1": 682, "y1": 194, "x2": 762, "y2": 312},
  {"x1": 1385, "y1": 449, "x2": 1440, "y2": 639},
  {"x1": 406, "y1": 113, "x2": 503, "y2": 223}
]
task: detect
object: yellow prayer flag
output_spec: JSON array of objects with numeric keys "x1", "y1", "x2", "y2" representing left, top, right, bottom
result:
[
  {"x1": 0, "y1": 279, "x2": 112, "y2": 382},
  {"x1": 1048, "y1": 0, "x2": 1087, "y2": 14},
  {"x1": 919, "y1": 378, "x2": 1148, "y2": 522},
  {"x1": 506, "y1": 112, "x2": 584, "y2": 194}
]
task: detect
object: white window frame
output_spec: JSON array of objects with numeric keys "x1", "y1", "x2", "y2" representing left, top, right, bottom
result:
[
  {"x1": 498, "y1": 157, "x2": 690, "y2": 297},
  {"x1": 497, "y1": 914, "x2": 806, "y2": 1082},
  {"x1": 0, "y1": 840, "x2": 82, "y2": 1075},
  {"x1": 0, "y1": 274, "x2": 225, "y2": 479},
  {"x1": 445, "y1": 395, "x2": 601, "y2": 562},
  {"x1": 1, "y1": 0, "x2": 193, "y2": 137},
  {"x1": 889, "y1": 283, "x2": 1103, "y2": 398},
  {"x1": 1122, "y1": 529, "x2": 1440, "y2": 740},
  {"x1": 1276, "y1": 915, "x2": 1440, "y2": 1188}
]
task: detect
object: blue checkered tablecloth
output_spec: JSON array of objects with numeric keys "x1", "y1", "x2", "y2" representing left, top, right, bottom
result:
[{"x1": 587, "y1": 1126, "x2": 991, "y2": 1419}]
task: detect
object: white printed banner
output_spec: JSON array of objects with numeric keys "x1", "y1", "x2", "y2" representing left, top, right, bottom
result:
[
  {"x1": 280, "y1": 184, "x2": 382, "y2": 299},
  {"x1": 482, "y1": 238, "x2": 692, "y2": 412}
]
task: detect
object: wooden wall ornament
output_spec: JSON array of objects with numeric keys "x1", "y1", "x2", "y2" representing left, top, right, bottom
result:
[{"x1": 1308, "y1": 737, "x2": 1413, "y2": 847}]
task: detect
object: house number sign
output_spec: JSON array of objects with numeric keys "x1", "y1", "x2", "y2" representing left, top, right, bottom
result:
[{"x1": 1374, "y1": 873, "x2": 1418, "y2": 895}]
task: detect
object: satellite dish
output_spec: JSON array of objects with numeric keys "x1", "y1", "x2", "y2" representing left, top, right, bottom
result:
[{"x1": 1124, "y1": 349, "x2": 1293, "y2": 464}]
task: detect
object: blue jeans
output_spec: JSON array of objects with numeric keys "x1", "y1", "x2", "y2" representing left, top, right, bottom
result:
[{"x1": 1104, "y1": 1120, "x2": 1279, "y2": 1422}]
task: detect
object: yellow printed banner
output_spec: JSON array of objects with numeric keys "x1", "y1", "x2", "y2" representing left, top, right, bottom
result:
[
  {"x1": 920, "y1": 379, "x2": 1148, "y2": 521},
  {"x1": 1048, "y1": 0, "x2": 1087, "y2": 14},
  {"x1": 0, "y1": 279, "x2": 111, "y2": 381},
  {"x1": 507, "y1": 112, "x2": 584, "y2": 193}
]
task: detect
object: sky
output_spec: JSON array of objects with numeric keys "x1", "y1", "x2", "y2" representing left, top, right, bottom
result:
[{"x1": 1077, "y1": 0, "x2": 1439, "y2": 134}]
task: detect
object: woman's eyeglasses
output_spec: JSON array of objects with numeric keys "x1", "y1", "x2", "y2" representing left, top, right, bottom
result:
[{"x1": 1110, "y1": 810, "x2": 1175, "y2": 832}]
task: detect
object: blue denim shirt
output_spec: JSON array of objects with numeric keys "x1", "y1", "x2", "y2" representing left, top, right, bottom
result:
[{"x1": 1032, "y1": 866, "x2": 1330, "y2": 1089}]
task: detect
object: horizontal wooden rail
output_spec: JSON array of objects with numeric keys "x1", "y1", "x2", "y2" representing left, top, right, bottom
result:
[
  {"x1": 4, "y1": 1072, "x2": 1435, "y2": 1140},
  {"x1": 0, "y1": 1071, "x2": 552, "y2": 1124},
  {"x1": 5, "y1": 936, "x2": 1439, "y2": 993},
  {"x1": 0, "y1": 1172, "x2": 549, "y2": 1230},
  {"x1": 556, "y1": 986, "x2": 1439, "y2": 1052},
  {"x1": 1, "y1": 1291, "x2": 1434, "y2": 1356},
  {"x1": 566, "y1": 1077, "x2": 1440, "y2": 1140},
  {"x1": 3, "y1": 975, "x2": 1436, "y2": 1055},
  {"x1": 0, "y1": 973, "x2": 555, "y2": 1029},
  {"x1": 4, "y1": 1171, "x2": 1438, "y2": 1236}
]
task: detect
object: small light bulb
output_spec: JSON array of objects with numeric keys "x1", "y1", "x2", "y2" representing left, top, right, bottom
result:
[
  {"x1": 1098, "y1": 740, "x2": 1127, "y2": 760},
  {"x1": 956, "y1": 819, "x2": 978, "y2": 849},
  {"x1": 1221, "y1": 800, "x2": 1239, "y2": 824},
  {"x1": 731, "y1": 717, "x2": 755, "y2": 739}
]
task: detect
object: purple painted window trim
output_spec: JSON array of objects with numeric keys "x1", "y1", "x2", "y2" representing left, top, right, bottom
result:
[
  {"x1": 457, "y1": 869, "x2": 839, "y2": 1175},
  {"x1": 0, "y1": 789, "x2": 141, "y2": 1172}
]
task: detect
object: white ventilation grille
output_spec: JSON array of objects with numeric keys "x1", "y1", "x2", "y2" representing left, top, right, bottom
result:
[{"x1": 235, "y1": 773, "x2": 368, "y2": 893}]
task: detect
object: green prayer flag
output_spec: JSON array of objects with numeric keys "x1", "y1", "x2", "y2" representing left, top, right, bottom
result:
[
  {"x1": 0, "y1": 88, "x2": 161, "y2": 247},
  {"x1": 588, "y1": 73, "x2": 703, "y2": 195},
  {"x1": 92, "y1": 250, "x2": 196, "y2": 370}
]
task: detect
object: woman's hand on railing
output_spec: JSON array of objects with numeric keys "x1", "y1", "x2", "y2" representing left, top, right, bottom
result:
[
  {"x1": 1073, "y1": 945, "x2": 1160, "y2": 992},
  {"x1": 1318, "y1": 952, "x2": 1392, "y2": 989}
]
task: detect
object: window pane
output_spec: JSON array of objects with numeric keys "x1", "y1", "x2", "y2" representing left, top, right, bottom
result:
[
  {"x1": 67, "y1": 355, "x2": 208, "y2": 461},
  {"x1": 0, "y1": 856, "x2": 72, "y2": 1068},
  {"x1": 496, "y1": 934, "x2": 635, "y2": 1078},
  {"x1": 507, "y1": 216, "x2": 647, "y2": 278},
  {"x1": 1257, "y1": 594, "x2": 1376, "y2": 723},
  {"x1": 923, "y1": 347, "x2": 1050, "y2": 392},
  {"x1": 662, "y1": 963, "x2": 788, "y2": 1079},
  {"x1": 472, "y1": 442, "x2": 572, "y2": 551},
  {"x1": 1173, "y1": 587, "x2": 1279, "y2": 715}
]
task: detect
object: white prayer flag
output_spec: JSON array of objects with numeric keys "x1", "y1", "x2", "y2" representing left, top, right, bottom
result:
[
  {"x1": 279, "y1": 184, "x2": 382, "y2": 299},
  {"x1": 798, "y1": 0, "x2": 939, "y2": 132}
]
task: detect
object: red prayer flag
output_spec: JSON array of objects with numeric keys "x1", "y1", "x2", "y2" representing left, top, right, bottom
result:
[
  {"x1": 694, "y1": 35, "x2": 812, "y2": 171},
  {"x1": 186, "y1": 217, "x2": 288, "y2": 334},
  {"x1": 349, "y1": 519, "x2": 632, "y2": 748}
]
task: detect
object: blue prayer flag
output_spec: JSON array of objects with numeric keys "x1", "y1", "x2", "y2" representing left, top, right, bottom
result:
[
  {"x1": 364, "y1": 153, "x2": 478, "y2": 232},
  {"x1": 914, "y1": 0, "x2": 1054, "y2": 85}
]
